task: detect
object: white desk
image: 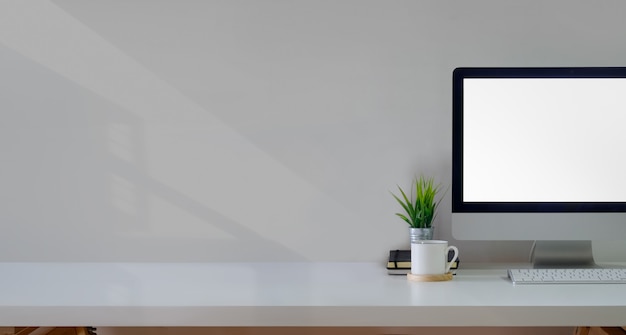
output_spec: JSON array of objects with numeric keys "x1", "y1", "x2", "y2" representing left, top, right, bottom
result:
[{"x1": 0, "y1": 262, "x2": 624, "y2": 327}]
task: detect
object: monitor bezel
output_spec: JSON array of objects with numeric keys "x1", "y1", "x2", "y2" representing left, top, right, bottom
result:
[{"x1": 452, "y1": 67, "x2": 626, "y2": 213}]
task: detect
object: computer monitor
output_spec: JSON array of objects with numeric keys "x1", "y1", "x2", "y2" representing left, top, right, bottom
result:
[{"x1": 451, "y1": 67, "x2": 626, "y2": 267}]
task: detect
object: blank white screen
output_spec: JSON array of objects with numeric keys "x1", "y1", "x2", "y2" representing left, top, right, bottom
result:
[{"x1": 463, "y1": 78, "x2": 626, "y2": 202}]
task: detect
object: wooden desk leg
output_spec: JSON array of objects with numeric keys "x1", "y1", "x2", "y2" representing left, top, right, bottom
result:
[
  {"x1": 11, "y1": 328, "x2": 39, "y2": 335},
  {"x1": 9, "y1": 328, "x2": 96, "y2": 335},
  {"x1": 599, "y1": 327, "x2": 626, "y2": 335},
  {"x1": 41, "y1": 328, "x2": 80, "y2": 335},
  {"x1": 575, "y1": 327, "x2": 626, "y2": 335},
  {"x1": 74, "y1": 328, "x2": 97, "y2": 335}
]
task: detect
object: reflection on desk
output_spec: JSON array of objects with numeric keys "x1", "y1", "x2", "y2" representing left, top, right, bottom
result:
[{"x1": 0, "y1": 262, "x2": 625, "y2": 327}]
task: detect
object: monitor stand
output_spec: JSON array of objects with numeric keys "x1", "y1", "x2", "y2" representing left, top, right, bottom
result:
[{"x1": 531, "y1": 241, "x2": 597, "y2": 268}]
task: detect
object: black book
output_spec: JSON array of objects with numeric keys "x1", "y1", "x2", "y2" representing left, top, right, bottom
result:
[{"x1": 386, "y1": 249, "x2": 459, "y2": 275}]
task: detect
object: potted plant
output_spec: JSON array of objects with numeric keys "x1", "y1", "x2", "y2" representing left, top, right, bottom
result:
[{"x1": 391, "y1": 176, "x2": 443, "y2": 242}]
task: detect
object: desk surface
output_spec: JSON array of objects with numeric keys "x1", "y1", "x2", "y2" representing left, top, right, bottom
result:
[{"x1": 1, "y1": 262, "x2": 625, "y2": 327}]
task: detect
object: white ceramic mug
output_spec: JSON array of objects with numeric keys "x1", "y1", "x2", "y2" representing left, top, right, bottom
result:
[{"x1": 411, "y1": 240, "x2": 459, "y2": 275}]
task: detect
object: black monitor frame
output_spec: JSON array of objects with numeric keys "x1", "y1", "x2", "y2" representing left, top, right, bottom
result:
[{"x1": 452, "y1": 67, "x2": 626, "y2": 214}]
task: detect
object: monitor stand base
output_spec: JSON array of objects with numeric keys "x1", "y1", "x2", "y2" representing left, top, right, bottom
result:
[{"x1": 531, "y1": 240, "x2": 597, "y2": 268}]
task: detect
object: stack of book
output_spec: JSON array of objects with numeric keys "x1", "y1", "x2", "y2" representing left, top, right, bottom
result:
[{"x1": 386, "y1": 249, "x2": 459, "y2": 275}]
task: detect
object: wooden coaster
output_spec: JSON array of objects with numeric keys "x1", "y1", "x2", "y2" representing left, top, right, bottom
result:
[{"x1": 407, "y1": 272, "x2": 453, "y2": 282}]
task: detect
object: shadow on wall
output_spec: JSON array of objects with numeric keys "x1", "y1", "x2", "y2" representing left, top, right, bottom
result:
[{"x1": 0, "y1": 44, "x2": 306, "y2": 262}]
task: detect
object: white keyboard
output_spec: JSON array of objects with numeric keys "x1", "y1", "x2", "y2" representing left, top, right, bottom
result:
[{"x1": 508, "y1": 268, "x2": 626, "y2": 284}]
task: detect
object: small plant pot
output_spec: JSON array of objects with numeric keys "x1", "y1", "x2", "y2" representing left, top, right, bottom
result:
[{"x1": 409, "y1": 227, "x2": 434, "y2": 243}]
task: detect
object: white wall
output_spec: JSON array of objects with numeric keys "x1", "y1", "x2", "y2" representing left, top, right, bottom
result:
[{"x1": 1, "y1": 0, "x2": 625, "y2": 263}]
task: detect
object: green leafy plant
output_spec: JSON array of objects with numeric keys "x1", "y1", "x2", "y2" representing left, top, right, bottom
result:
[{"x1": 391, "y1": 176, "x2": 442, "y2": 229}]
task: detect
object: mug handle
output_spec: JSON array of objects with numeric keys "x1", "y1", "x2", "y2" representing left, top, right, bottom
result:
[{"x1": 445, "y1": 246, "x2": 459, "y2": 273}]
